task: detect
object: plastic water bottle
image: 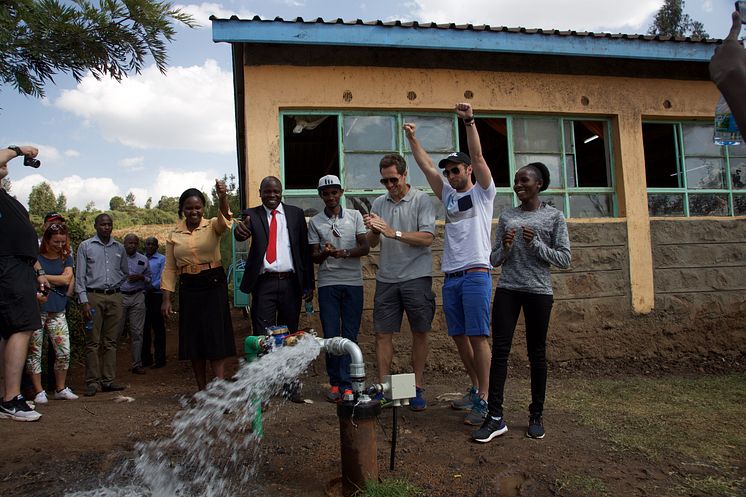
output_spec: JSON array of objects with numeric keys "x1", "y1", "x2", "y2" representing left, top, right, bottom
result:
[
  {"x1": 304, "y1": 300, "x2": 314, "y2": 316},
  {"x1": 84, "y1": 308, "x2": 96, "y2": 333},
  {"x1": 713, "y1": 95, "x2": 743, "y2": 146}
]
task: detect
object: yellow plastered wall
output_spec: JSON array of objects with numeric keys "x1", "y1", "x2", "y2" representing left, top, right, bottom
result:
[{"x1": 241, "y1": 65, "x2": 718, "y2": 314}]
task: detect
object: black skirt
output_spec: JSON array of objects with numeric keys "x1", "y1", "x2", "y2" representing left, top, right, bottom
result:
[{"x1": 178, "y1": 267, "x2": 236, "y2": 360}]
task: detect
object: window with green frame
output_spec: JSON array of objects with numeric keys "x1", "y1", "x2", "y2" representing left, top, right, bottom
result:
[
  {"x1": 280, "y1": 111, "x2": 616, "y2": 218},
  {"x1": 643, "y1": 121, "x2": 746, "y2": 216}
]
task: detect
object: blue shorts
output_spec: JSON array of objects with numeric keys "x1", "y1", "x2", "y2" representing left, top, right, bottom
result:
[{"x1": 442, "y1": 271, "x2": 492, "y2": 337}]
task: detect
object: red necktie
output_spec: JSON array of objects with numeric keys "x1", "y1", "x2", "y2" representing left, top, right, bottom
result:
[{"x1": 266, "y1": 209, "x2": 278, "y2": 264}]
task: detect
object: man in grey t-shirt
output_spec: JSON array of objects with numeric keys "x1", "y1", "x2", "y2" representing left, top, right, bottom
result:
[{"x1": 364, "y1": 153, "x2": 436, "y2": 411}]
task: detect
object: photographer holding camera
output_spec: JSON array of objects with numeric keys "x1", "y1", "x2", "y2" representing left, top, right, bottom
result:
[{"x1": 0, "y1": 145, "x2": 49, "y2": 422}]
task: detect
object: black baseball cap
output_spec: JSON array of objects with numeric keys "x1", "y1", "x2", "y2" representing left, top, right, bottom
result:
[
  {"x1": 438, "y1": 151, "x2": 472, "y2": 169},
  {"x1": 44, "y1": 212, "x2": 65, "y2": 223}
]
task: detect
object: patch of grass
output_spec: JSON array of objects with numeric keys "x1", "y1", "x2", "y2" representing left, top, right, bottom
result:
[
  {"x1": 679, "y1": 476, "x2": 746, "y2": 497},
  {"x1": 555, "y1": 473, "x2": 609, "y2": 496},
  {"x1": 554, "y1": 374, "x2": 746, "y2": 469},
  {"x1": 356, "y1": 478, "x2": 424, "y2": 497}
]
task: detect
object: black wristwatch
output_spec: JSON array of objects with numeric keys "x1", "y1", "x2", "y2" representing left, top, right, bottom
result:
[
  {"x1": 36, "y1": 268, "x2": 46, "y2": 276},
  {"x1": 8, "y1": 145, "x2": 23, "y2": 157}
]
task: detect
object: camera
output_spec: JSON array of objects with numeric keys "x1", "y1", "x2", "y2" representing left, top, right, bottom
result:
[{"x1": 24, "y1": 155, "x2": 41, "y2": 168}]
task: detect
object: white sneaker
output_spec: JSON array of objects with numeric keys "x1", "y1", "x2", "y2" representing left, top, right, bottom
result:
[
  {"x1": 34, "y1": 391, "x2": 49, "y2": 404},
  {"x1": 54, "y1": 387, "x2": 79, "y2": 400}
]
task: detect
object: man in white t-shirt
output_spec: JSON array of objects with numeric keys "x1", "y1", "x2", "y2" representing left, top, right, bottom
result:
[{"x1": 404, "y1": 102, "x2": 496, "y2": 426}]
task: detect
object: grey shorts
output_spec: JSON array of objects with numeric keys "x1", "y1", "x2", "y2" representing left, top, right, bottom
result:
[{"x1": 373, "y1": 277, "x2": 435, "y2": 333}]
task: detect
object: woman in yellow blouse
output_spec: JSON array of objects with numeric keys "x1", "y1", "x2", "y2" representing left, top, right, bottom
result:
[{"x1": 161, "y1": 179, "x2": 236, "y2": 390}]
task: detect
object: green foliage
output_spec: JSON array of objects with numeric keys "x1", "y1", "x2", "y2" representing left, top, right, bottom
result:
[
  {"x1": 1, "y1": 0, "x2": 197, "y2": 98},
  {"x1": 144, "y1": 196, "x2": 152, "y2": 209},
  {"x1": 109, "y1": 195, "x2": 126, "y2": 210},
  {"x1": 157, "y1": 195, "x2": 179, "y2": 213},
  {"x1": 125, "y1": 191, "x2": 136, "y2": 207},
  {"x1": 27, "y1": 181, "x2": 57, "y2": 217},
  {"x1": 648, "y1": 0, "x2": 709, "y2": 38},
  {"x1": 55, "y1": 192, "x2": 67, "y2": 211}
]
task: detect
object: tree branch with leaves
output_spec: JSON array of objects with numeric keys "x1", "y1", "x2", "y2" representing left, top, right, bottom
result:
[{"x1": 1, "y1": 0, "x2": 197, "y2": 98}]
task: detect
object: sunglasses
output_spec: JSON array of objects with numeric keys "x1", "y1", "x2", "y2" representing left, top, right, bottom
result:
[
  {"x1": 379, "y1": 177, "x2": 400, "y2": 186},
  {"x1": 442, "y1": 166, "x2": 462, "y2": 177},
  {"x1": 330, "y1": 220, "x2": 342, "y2": 238},
  {"x1": 48, "y1": 223, "x2": 66, "y2": 232}
]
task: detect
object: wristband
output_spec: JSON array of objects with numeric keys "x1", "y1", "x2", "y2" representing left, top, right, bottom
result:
[
  {"x1": 8, "y1": 145, "x2": 23, "y2": 157},
  {"x1": 463, "y1": 117, "x2": 475, "y2": 126}
]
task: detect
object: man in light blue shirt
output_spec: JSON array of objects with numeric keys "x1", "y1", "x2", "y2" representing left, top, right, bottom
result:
[
  {"x1": 142, "y1": 237, "x2": 166, "y2": 368},
  {"x1": 75, "y1": 214, "x2": 128, "y2": 396}
]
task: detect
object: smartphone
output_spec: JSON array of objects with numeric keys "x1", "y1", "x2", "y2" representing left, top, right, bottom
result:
[{"x1": 737, "y1": 1, "x2": 746, "y2": 24}]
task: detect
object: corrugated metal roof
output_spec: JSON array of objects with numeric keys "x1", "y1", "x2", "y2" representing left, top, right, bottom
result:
[{"x1": 210, "y1": 15, "x2": 721, "y2": 44}]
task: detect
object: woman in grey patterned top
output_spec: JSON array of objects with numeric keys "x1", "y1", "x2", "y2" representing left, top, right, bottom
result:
[{"x1": 472, "y1": 162, "x2": 571, "y2": 444}]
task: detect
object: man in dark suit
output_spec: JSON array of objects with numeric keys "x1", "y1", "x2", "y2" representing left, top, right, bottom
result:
[{"x1": 235, "y1": 176, "x2": 314, "y2": 336}]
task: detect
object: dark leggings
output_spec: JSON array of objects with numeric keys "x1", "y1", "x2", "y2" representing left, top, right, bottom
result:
[{"x1": 488, "y1": 288, "x2": 554, "y2": 418}]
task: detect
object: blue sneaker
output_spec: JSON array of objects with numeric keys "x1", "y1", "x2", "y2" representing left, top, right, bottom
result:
[
  {"x1": 451, "y1": 386, "x2": 478, "y2": 411},
  {"x1": 464, "y1": 397, "x2": 488, "y2": 426},
  {"x1": 472, "y1": 416, "x2": 508, "y2": 443},
  {"x1": 409, "y1": 386, "x2": 426, "y2": 411}
]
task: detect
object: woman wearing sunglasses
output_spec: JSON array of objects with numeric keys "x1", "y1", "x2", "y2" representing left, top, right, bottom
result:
[
  {"x1": 473, "y1": 162, "x2": 571, "y2": 443},
  {"x1": 26, "y1": 223, "x2": 78, "y2": 403}
]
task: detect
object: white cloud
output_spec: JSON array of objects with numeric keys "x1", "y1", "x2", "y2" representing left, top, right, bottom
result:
[
  {"x1": 408, "y1": 0, "x2": 663, "y2": 32},
  {"x1": 64, "y1": 149, "x2": 80, "y2": 157},
  {"x1": 119, "y1": 156, "x2": 145, "y2": 171},
  {"x1": 702, "y1": 0, "x2": 713, "y2": 13},
  {"x1": 13, "y1": 174, "x2": 121, "y2": 211},
  {"x1": 152, "y1": 168, "x2": 219, "y2": 200},
  {"x1": 10, "y1": 166, "x2": 218, "y2": 210},
  {"x1": 54, "y1": 59, "x2": 235, "y2": 154},
  {"x1": 174, "y1": 3, "x2": 257, "y2": 25}
]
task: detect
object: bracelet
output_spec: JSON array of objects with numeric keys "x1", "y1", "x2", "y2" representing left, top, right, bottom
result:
[
  {"x1": 463, "y1": 117, "x2": 475, "y2": 126},
  {"x1": 36, "y1": 268, "x2": 46, "y2": 276},
  {"x1": 8, "y1": 145, "x2": 23, "y2": 157}
]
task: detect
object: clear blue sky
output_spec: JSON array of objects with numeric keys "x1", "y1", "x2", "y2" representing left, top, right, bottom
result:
[{"x1": 1, "y1": 0, "x2": 738, "y2": 209}]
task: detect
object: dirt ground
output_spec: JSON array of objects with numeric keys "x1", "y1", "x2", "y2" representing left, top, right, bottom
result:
[{"x1": 0, "y1": 309, "x2": 743, "y2": 497}]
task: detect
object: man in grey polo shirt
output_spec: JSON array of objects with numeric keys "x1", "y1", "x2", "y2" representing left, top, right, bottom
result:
[
  {"x1": 119, "y1": 233, "x2": 151, "y2": 375},
  {"x1": 364, "y1": 153, "x2": 436, "y2": 411},
  {"x1": 75, "y1": 214, "x2": 128, "y2": 396},
  {"x1": 309, "y1": 175, "x2": 370, "y2": 403}
]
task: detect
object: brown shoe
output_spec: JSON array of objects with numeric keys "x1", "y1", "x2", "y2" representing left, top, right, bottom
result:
[{"x1": 132, "y1": 367, "x2": 146, "y2": 375}]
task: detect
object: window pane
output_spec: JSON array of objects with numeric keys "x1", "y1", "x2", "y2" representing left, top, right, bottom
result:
[
  {"x1": 458, "y1": 118, "x2": 510, "y2": 187},
  {"x1": 682, "y1": 124, "x2": 723, "y2": 157},
  {"x1": 643, "y1": 123, "x2": 679, "y2": 188},
  {"x1": 512, "y1": 118, "x2": 561, "y2": 153},
  {"x1": 570, "y1": 194, "x2": 612, "y2": 218},
  {"x1": 402, "y1": 116, "x2": 454, "y2": 152},
  {"x1": 283, "y1": 195, "x2": 326, "y2": 218},
  {"x1": 573, "y1": 121, "x2": 611, "y2": 187},
  {"x1": 515, "y1": 154, "x2": 563, "y2": 188},
  {"x1": 685, "y1": 158, "x2": 726, "y2": 189},
  {"x1": 343, "y1": 116, "x2": 396, "y2": 151},
  {"x1": 648, "y1": 194, "x2": 685, "y2": 216},
  {"x1": 732, "y1": 157, "x2": 746, "y2": 189},
  {"x1": 734, "y1": 195, "x2": 746, "y2": 215},
  {"x1": 565, "y1": 155, "x2": 576, "y2": 188},
  {"x1": 493, "y1": 194, "x2": 515, "y2": 218},
  {"x1": 344, "y1": 153, "x2": 385, "y2": 190},
  {"x1": 540, "y1": 195, "x2": 565, "y2": 213},
  {"x1": 689, "y1": 193, "x2": 729, "y2": 216},
  {"x1": 404, "y1": 153, "x2": 452, "y2": 189},
  {"x1": 283, "y1": 115, "x2": 339, "y2": 190},
  {"x1": 563, "y1": 120, "x2": 574, "y2": 154}
]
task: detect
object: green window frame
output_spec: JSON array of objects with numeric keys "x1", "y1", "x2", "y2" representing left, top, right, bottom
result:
[
  {"x1": 280, "y1": 111, "x2": 617, "y2": 219},
  {"x1": 644, "y1": 121, "x2": 746, "y2": 217}
]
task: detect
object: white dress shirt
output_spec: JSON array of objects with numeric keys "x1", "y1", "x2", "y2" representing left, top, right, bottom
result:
[{"x1": 262, "y1": 203, "x2": 295, "y2": 273}]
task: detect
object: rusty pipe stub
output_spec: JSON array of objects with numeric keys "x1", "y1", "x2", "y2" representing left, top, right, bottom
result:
[{"x1": 337, "y1": 400, "x2": 381, "y2": 497}]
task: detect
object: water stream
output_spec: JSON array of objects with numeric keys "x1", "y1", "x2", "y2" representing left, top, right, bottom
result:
[{"x1": 66, "y1": 336, "x2": 322, "y2": 497}]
